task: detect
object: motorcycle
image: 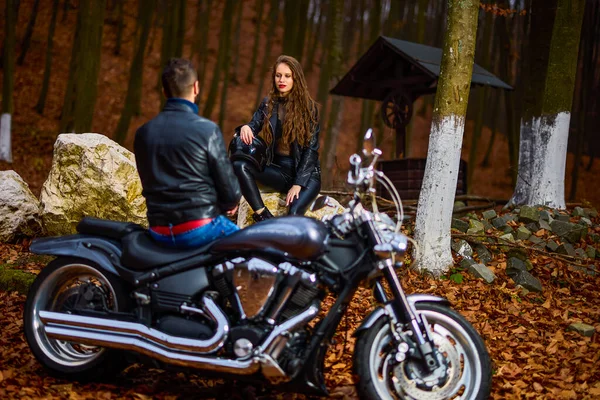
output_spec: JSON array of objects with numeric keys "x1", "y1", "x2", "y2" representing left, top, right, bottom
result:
[{"x1": 24, "y1": 131, "x2": 492, "y2": 399}]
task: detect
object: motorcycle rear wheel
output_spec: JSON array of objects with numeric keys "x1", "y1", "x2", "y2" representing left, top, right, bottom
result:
[
  {"x1": 354, "y1": 303, "x2": 492, "y2": 399},
  {"x1": 24, "y1": 257, "x2": 130, "y2": 381}
]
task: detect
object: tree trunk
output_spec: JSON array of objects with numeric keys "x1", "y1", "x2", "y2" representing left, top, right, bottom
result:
[
  {"x1": 569, "y1": 0, "x2": 598, "y2": 201},
  {"x1": 35, "y1": 0, "x2": 60, "y2": 115},
  {"x1": 246, "y1": 0, "x2": 265, "y2": 84},
  {"x1": 114, "y1": 0, "x2": 155, "y2": 145},
  {"x1": 315, "y1": 0, "x2": 336, "y2": 126},
  {"x1": 254, "y1": 0, "x2": 280, "y2": 107},
  {"x1": 321, "y1": 0, "x2": 343, "y2": 188},
  {"x1": 508, "y1": 0, "x2": 585, "y2": 208},
  {"x1": 357, "y1": 0, "x2": 381, "y2": 153},
  {"x1": 60, "y1": 0, "x2": 86, "y2": 133},
  {"x1": 204, "y1": 0, "x2": 235, "y2": 119},
  {"x1": 157, "y1": 0, "x2": 183, "y2": 109},
  {"x1": 1, "y1": 0, "x2": 19, "y2": 162},
  {"x1": 196, "y1": 0, "x2": 213, "y2": 107},
  {"x1": 218, "y1": 0, "x2": 236, "y2": 129},
  {"x1": 17, "y1": 0, "x2": 40, "y2": 65},
  {"x1": 294, "y1": 0, "x2": 310, "y2": 62},
  {"x1": 467, "y1": 5, "x2": 494, "y2": 191},
  {"x1": 283, "y1": 0, "x2": 300, "y2": 58},
  {"x1": 413, "y1": 0, "x2": 479, "y2": 276},
  {"x1": 71, "y1": 0, "x2": 106, "y2": 133},
  {"x1": 175, "y1": 0, "x2": 186, "y2": 58},
  {"x1": 384, "y1": 0, "x2": 401, "y2": 38},
  {"x1": 61, "y1": 0, "x2": 70, "y2": 22},
  {"x1": 230, "y1": 0, "x2": 244, "y2": 85},
  {"x1": 306, "y1": 0, "x2": 325, "y2": 74},
  {"x1": 481, "y1": 89, "x2": 501, "y2": 167},
  {"x1": 416, "y1": 0, "x2": 429, "y2": 43},
  {"x1": 113, "y1": 0, "x2": 124, "y2": 55}
]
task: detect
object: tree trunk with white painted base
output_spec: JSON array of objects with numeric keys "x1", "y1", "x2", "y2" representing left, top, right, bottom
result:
[
  {"x1": 413, "y1": 0, "x2": 479, "y2": 277},
  {"x1": 1, "y1": 0, "x2": 18, "y2": 163},
  {"x1": 508, "y1": 0, "x2": 584, "y2": 209}
]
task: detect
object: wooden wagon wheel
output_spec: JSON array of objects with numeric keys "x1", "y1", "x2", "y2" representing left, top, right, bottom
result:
[{"x1": 381, "y1": 90, "x2": 413, "y2": 130}]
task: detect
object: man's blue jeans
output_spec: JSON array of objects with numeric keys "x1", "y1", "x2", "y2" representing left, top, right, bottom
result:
[{"x1": 149, "y1": 216, "x2": 240, "y2": 249}]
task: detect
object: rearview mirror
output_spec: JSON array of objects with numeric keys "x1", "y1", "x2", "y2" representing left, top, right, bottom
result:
[{"x1": 362, "y1": 128, "x2": 375, "y2": 158}]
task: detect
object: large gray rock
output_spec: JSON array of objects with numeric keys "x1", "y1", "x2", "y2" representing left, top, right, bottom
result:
[
  {"x1": 518, "y1": 206, "x2": 540, "y2": 223},
  {"x1": 451, "y1": 239, "x2": 473, "y2": 258},
  {"x1": 451, "y1": 218, "x2": 469, "y2": 233},
  {"x1": 566, "y1": 323, "x2": 595, "y2": 337},
  {"x1": 474, "y1": 243, "x2": 493, "y2": 264},
  {"x1": 506, "y1": 257, "x2": 527, "y2": 277},
  {"x1": 237, "y1": 192, "x2": 345, "y2": 228},
  {"x1": 466, "y1": 263, "x2": 496, "y2": 284},
  {"x1": 511, "y1": 270, "x2": 543, "y2": 293},
  {"x1": 40, "y1": 133, "x2": 147, "y2": 236},
  {"x1": 482, "y1": 209, "x2": 497, "y2": 220},
  {"x1": 0, "y1": 170, "x2": 42, "y2": 242},
  {"x1": 550, "y1": 220, "x2": 586, "y2": 243}
]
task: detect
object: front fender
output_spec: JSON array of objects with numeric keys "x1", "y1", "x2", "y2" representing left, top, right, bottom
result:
[
  {"x1": 353, "y1": 295, "x2": 450, "y2": 337},
  {"x1": 30, "y1": 235, "x2": 123, "y2": 277}
]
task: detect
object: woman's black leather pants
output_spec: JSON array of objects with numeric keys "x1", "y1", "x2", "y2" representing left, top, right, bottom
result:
[{"x1": 232, "y1": 156, "x2": 320, "y2": 216}]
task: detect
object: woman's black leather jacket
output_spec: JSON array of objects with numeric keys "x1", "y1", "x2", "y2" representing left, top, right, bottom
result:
[{"x1": 241, "y1": 98, "x2": 321, "y2": 187}]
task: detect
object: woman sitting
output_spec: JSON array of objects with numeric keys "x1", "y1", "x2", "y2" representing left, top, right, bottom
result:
[{"x1": 233, "y1": 55, "x2": 321, "y2": 222}]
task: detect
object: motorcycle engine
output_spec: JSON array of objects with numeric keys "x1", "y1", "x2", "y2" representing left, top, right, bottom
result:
[{"x1": 212, "y1": 257, "x2": 321, "y2": 323}]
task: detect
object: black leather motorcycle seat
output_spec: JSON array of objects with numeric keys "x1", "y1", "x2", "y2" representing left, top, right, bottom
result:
[
  {"x1": 120, "y1": 230, "x2": 213, "y2": 271},
  {"x1": 211, "y1": 216, "x2": 328, "y2": 260},
  {"x1": 77, "y1": 217, "x2": 145, "y2": 240}
]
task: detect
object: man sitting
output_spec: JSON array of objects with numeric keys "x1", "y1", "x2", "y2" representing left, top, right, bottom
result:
[{"x1": 134, "y1": 58, "x2": 241, "y2": 248}]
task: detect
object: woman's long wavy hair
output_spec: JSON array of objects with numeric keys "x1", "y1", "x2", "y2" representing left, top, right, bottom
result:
[{"x1": 262, "y1": 55, "x2": 318, "y2": 148}]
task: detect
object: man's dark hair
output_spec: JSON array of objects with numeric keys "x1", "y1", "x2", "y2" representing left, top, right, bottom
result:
[{"x1": 161, "y1": 58, "x2": 198, "y2": 98}]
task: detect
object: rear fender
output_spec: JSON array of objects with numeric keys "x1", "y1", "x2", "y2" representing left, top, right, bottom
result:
[
  {"x1": 30, "y1": 235, "x2": 123, "y2": 277},
  {"x1": 353, "y1": 294, "x2": 450, "y2": 337}
]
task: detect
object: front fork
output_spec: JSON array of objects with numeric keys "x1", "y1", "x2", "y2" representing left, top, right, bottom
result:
[{"x1": 373, "y1": 259, "x2": 440, "y2": 373}]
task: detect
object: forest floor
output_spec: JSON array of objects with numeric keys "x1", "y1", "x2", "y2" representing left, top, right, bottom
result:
[
  {"x1": 1, "y1": 1, "x2": 600, "y2": 399},
  {"x1": 1, "y1": 220, "x2": 599, "y2": 400},
  {"x1": 1, "y1": 0, "x2": 600, "y2": 209}
]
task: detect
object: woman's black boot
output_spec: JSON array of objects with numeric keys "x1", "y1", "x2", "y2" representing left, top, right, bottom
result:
[{"x1": 252, "y1": 208, "x2": 274, "y2": 222}]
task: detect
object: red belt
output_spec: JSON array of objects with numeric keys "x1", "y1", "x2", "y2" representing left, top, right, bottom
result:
[{"x1": 150, "y1": 218, "x2": 213, "y2": 235}]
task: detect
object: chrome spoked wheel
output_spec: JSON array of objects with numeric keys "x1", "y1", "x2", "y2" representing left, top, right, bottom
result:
[
  {"x1": 24, "y1": 258, "x2": 124, "y2": 377},
  {"x1": 355, "y1": 303, "x2": 491, "y2": 400}
]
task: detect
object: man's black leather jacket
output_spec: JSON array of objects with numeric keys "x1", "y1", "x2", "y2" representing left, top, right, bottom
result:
[
  {"x1": 134, "y1": 99, "x2": 241, "y2": 226},
  {"x1": 244, "y1": 98, "x2": 321, "y2": 187}
]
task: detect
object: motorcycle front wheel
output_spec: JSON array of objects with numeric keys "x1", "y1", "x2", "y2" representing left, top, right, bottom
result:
[
  {"x1": 354, "y1": 302, "x2": 492, "y2": 400},
  {"x1": 24, "y1": 257, "x2": 130, "y2": 381}
]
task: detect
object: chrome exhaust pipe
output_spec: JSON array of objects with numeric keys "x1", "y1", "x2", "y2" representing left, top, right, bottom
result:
[
  {"x1": 40, "y1": 296, "x2": 228, "y2": 354},
  {"x1": 39, "y1": 300, "x2": 319, "y2": 379}
]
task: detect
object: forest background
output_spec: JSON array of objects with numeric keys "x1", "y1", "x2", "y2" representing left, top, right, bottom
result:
[{"x1": 1, "y1": 0, "x2": 599, "y2": 208}]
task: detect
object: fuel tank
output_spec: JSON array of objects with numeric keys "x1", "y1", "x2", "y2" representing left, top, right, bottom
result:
[{"x1": 211, "y1": 216, "x2": 328, "y2": 260}]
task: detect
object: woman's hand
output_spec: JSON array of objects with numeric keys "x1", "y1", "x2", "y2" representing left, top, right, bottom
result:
[
  {"x1": 286, "y1": 185, "x2": 302, "y2": 206},
  {"x1": 240, "y1": 125, "x2": 254, "y2": 145}
]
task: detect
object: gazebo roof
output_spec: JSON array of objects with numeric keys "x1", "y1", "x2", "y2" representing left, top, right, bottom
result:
[{"x1": 330, "y1": 36, "x2": 512, "y2": 101}]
